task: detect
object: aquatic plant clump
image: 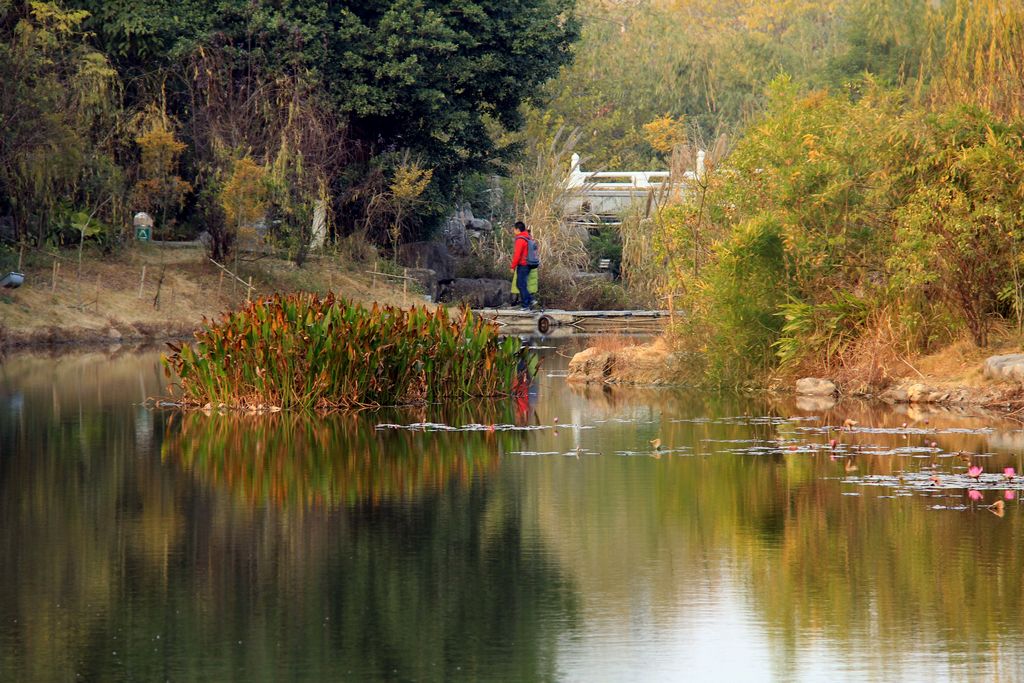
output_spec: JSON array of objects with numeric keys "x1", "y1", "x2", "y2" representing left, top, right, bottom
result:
[{"x1": 163, "y1": 293, "x2": 535, "y2": 410}]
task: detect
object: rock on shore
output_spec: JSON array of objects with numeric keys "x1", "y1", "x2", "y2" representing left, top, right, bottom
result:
[
  {"x1": 983, "y1": 354, "x2": 1024, "y2": 382},
  {"x1": 567, "y1": 338, "x2": 674, "y2": 384},
  {"x1": 795, "y1": 377, "x2": 837, "y2": 396}
]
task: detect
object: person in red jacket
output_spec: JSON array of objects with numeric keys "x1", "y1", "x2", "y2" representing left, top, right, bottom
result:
[{"x1": 509, "y1": 220, "x2": 534, "y2": 310}]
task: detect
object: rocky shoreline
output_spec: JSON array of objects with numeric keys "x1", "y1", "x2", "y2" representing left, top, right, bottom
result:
[{"x1": 567, "y1": 340, "x2": 1024, "y2": 414}]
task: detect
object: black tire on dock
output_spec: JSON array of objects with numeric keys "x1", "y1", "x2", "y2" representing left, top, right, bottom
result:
[{"x1": 537, "y1": 315, "x2": 552, "y2": 335}]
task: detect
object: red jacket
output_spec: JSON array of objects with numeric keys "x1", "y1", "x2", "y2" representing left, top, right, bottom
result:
[{"x1": 511, "y1": 230, "x2": 531, "y2": 270}]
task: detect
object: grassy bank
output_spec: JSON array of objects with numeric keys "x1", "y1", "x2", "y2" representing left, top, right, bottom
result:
[{"x1": 0, "y1": 243, "x2": 416, "y2": 349}]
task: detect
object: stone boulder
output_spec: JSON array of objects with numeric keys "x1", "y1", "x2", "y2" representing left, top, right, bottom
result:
[
  {"x1": 439, "y1": 278, "x2": 510, "y2": 308},
  {"x1": 880, "y1": 382, "x2": 962, "y2": 404},
  {"x1": 795, "y1": 377, "x2": 837, "y2": 396},
  {"x1": 984, "y1": 354, "x2": 1024, "y2": 382},
  {"x1": 443, "y1": 203, "x2": 494, "y2": 256},
  {"x1": 568, "y1": 339, "x2": 674, "y2": 385},
  {"x1": 567, "y1": 347, "x2": 612, "y2": 383},
  {"x1": 443, "y1": 213, "x2": 471, "y2": 256},
  {"x1": 397, "y1": 242, "x2": 455, "y2": 282},
  {"x1": 906, "y1": 383, "x2": 949, "y2": 404},
  {"x1": 879, "y1": 386, "x2": 909, "y2": 404}
]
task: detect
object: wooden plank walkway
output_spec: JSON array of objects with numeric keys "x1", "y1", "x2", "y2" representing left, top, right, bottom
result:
[{"x1": 472, "y1": 309, "x2": 671, "y2": 335}]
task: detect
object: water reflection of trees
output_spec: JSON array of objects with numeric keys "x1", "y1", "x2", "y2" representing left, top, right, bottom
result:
[
  {"x1": 0, "y1": 354, "x2": 579, "y2": 681},
  {"x1": 747, "y1": 399, "x2": 1024, "y2": 678},
  {"x1": 529, "y1": 386, "x2": 1024, "y2": 679},
  {"x1": 8, "y1": 345, "x2": 1024, "y2": 679}
]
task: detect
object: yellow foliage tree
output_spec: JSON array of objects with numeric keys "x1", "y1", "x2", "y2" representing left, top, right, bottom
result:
[
  {"x1": 220, "y1": 158, "x2": 267, "y2": 243},
  {"x1": 387, "y1": 157, "x2": 433, "y2": 251},
  {"x1": 642, "y1": 115, "x2": 688, "y2": 155},
  {"x1": 928, "y1": 0, "x2": 1024, "y2": 119},
  {"x1": 131, "y1": 116, "x2": 191, "y2": 232}
]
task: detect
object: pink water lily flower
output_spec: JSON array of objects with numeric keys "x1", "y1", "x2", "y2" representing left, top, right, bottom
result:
[
  {"x1": 968, "y1": 489, "x2": 983, "y2": 502},
  {"x1": 1005, "y1": 490, "x2": 1017, "y2": 501},
  {"x1": 968, "y1": 465, "x2": 983, "y2": 479},
  {"x1": 1004, "y1": 467, "x2": 1016, "y2": 480}
]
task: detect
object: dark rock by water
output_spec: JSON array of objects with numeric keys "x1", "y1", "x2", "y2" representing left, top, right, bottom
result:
[
  {"x1": 439, "y1": 278, "x2": 510, "y2": 308},
  {"x1": 397, "y1": 242, "x2": 455, "y2": 282}
]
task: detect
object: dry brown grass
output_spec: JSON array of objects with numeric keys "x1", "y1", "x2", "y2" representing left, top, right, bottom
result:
[
  {"x1": 0, "y1": 243, "x2": 415, "y2": 347},
  {"x1": 586, "y1": 332, "x2": 645, "y2": 353},
  {"x1": 512, "y1": 128, "x2": 589, "y2": 273},
  {"x1": 770, "y1": 306, "x2": 1024, "y2": 395},
  {"x1": 567, "y1": 335, "x2": 674, "y2": 385},
  {"x1": 820, "y1": 311, "x2": 909, "y2": 393}
]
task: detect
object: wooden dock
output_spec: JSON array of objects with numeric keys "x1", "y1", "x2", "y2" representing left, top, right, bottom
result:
[{"x1": 473, "y1": 308, "x2": 671, "y2": 335}]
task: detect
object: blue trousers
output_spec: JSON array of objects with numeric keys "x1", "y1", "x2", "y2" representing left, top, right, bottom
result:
[{"x1": 516, "y1": 266, "x2": 533, "y2": 308}]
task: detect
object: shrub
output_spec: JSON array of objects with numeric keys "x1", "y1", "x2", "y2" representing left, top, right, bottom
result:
[
  {"x1": 687, "y1": 212, "x2": 790, "y2": 384},
  {"x1": 774, "y1": 292, "x2": 873, "y2": 372},
  {"x1": 163, "y1": 294, "x2": 536, "y2": 410}
]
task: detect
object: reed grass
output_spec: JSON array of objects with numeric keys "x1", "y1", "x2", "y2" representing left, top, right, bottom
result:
[{"x1": 163, "y1": 293, "x2": 536, "y2": 410}]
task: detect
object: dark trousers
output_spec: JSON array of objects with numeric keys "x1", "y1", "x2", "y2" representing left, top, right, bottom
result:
[{"x1": 516, "y1": 266, "x2": 533, "y2": 308}]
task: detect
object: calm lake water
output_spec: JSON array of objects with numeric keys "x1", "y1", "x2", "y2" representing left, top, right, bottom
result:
[{"x1": 2, "y1": 340, "x2": 1024, "y2": 681}]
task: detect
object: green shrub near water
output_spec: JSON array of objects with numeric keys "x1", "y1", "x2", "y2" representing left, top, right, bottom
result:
[
  {"x1": 661, "y1": 76, "x2": 1024, "y2": 384},
  {"x1": 163, "y1": 294, "x2": 535, "y2": 410}
]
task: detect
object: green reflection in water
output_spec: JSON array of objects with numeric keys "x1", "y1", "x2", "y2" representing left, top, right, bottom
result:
[
  {"x1": 3, "y1": 348, "x2": 1024, "y2": 680},
  {"x1": 0, "y1": 351, "x2": 578, "y2": 681},
  {"x1": 524, "y1": 382, "x2": 1024, "y2": 679},
  {"x1": 162, "y1": 401, "x2": 526, "y2": 508}
]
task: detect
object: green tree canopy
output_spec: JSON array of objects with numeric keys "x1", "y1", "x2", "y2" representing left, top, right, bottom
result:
[{"x1": 77, "y1": 0, "x2": 579, "y2": 236}]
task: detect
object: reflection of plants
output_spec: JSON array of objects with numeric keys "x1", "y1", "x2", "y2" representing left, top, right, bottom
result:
[
  {"x1": 164, "y1": 404, "x2": 521, "y2": 508},
  {"x1": 164, "y1": 294, "x2": 537, "y2": 410}
]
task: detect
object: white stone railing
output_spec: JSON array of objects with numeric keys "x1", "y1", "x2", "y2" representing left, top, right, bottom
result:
[
  {"x1": 564, "y1": 152, "x2": 703, "y2": 191},
  {"x1": 562, "y1": 152, "x2": 705, "y2": 215}
]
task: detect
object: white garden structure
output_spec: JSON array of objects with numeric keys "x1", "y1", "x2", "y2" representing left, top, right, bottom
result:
[{"x1": 562, "y1": 152, "x2": 705, "y2": 217}]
